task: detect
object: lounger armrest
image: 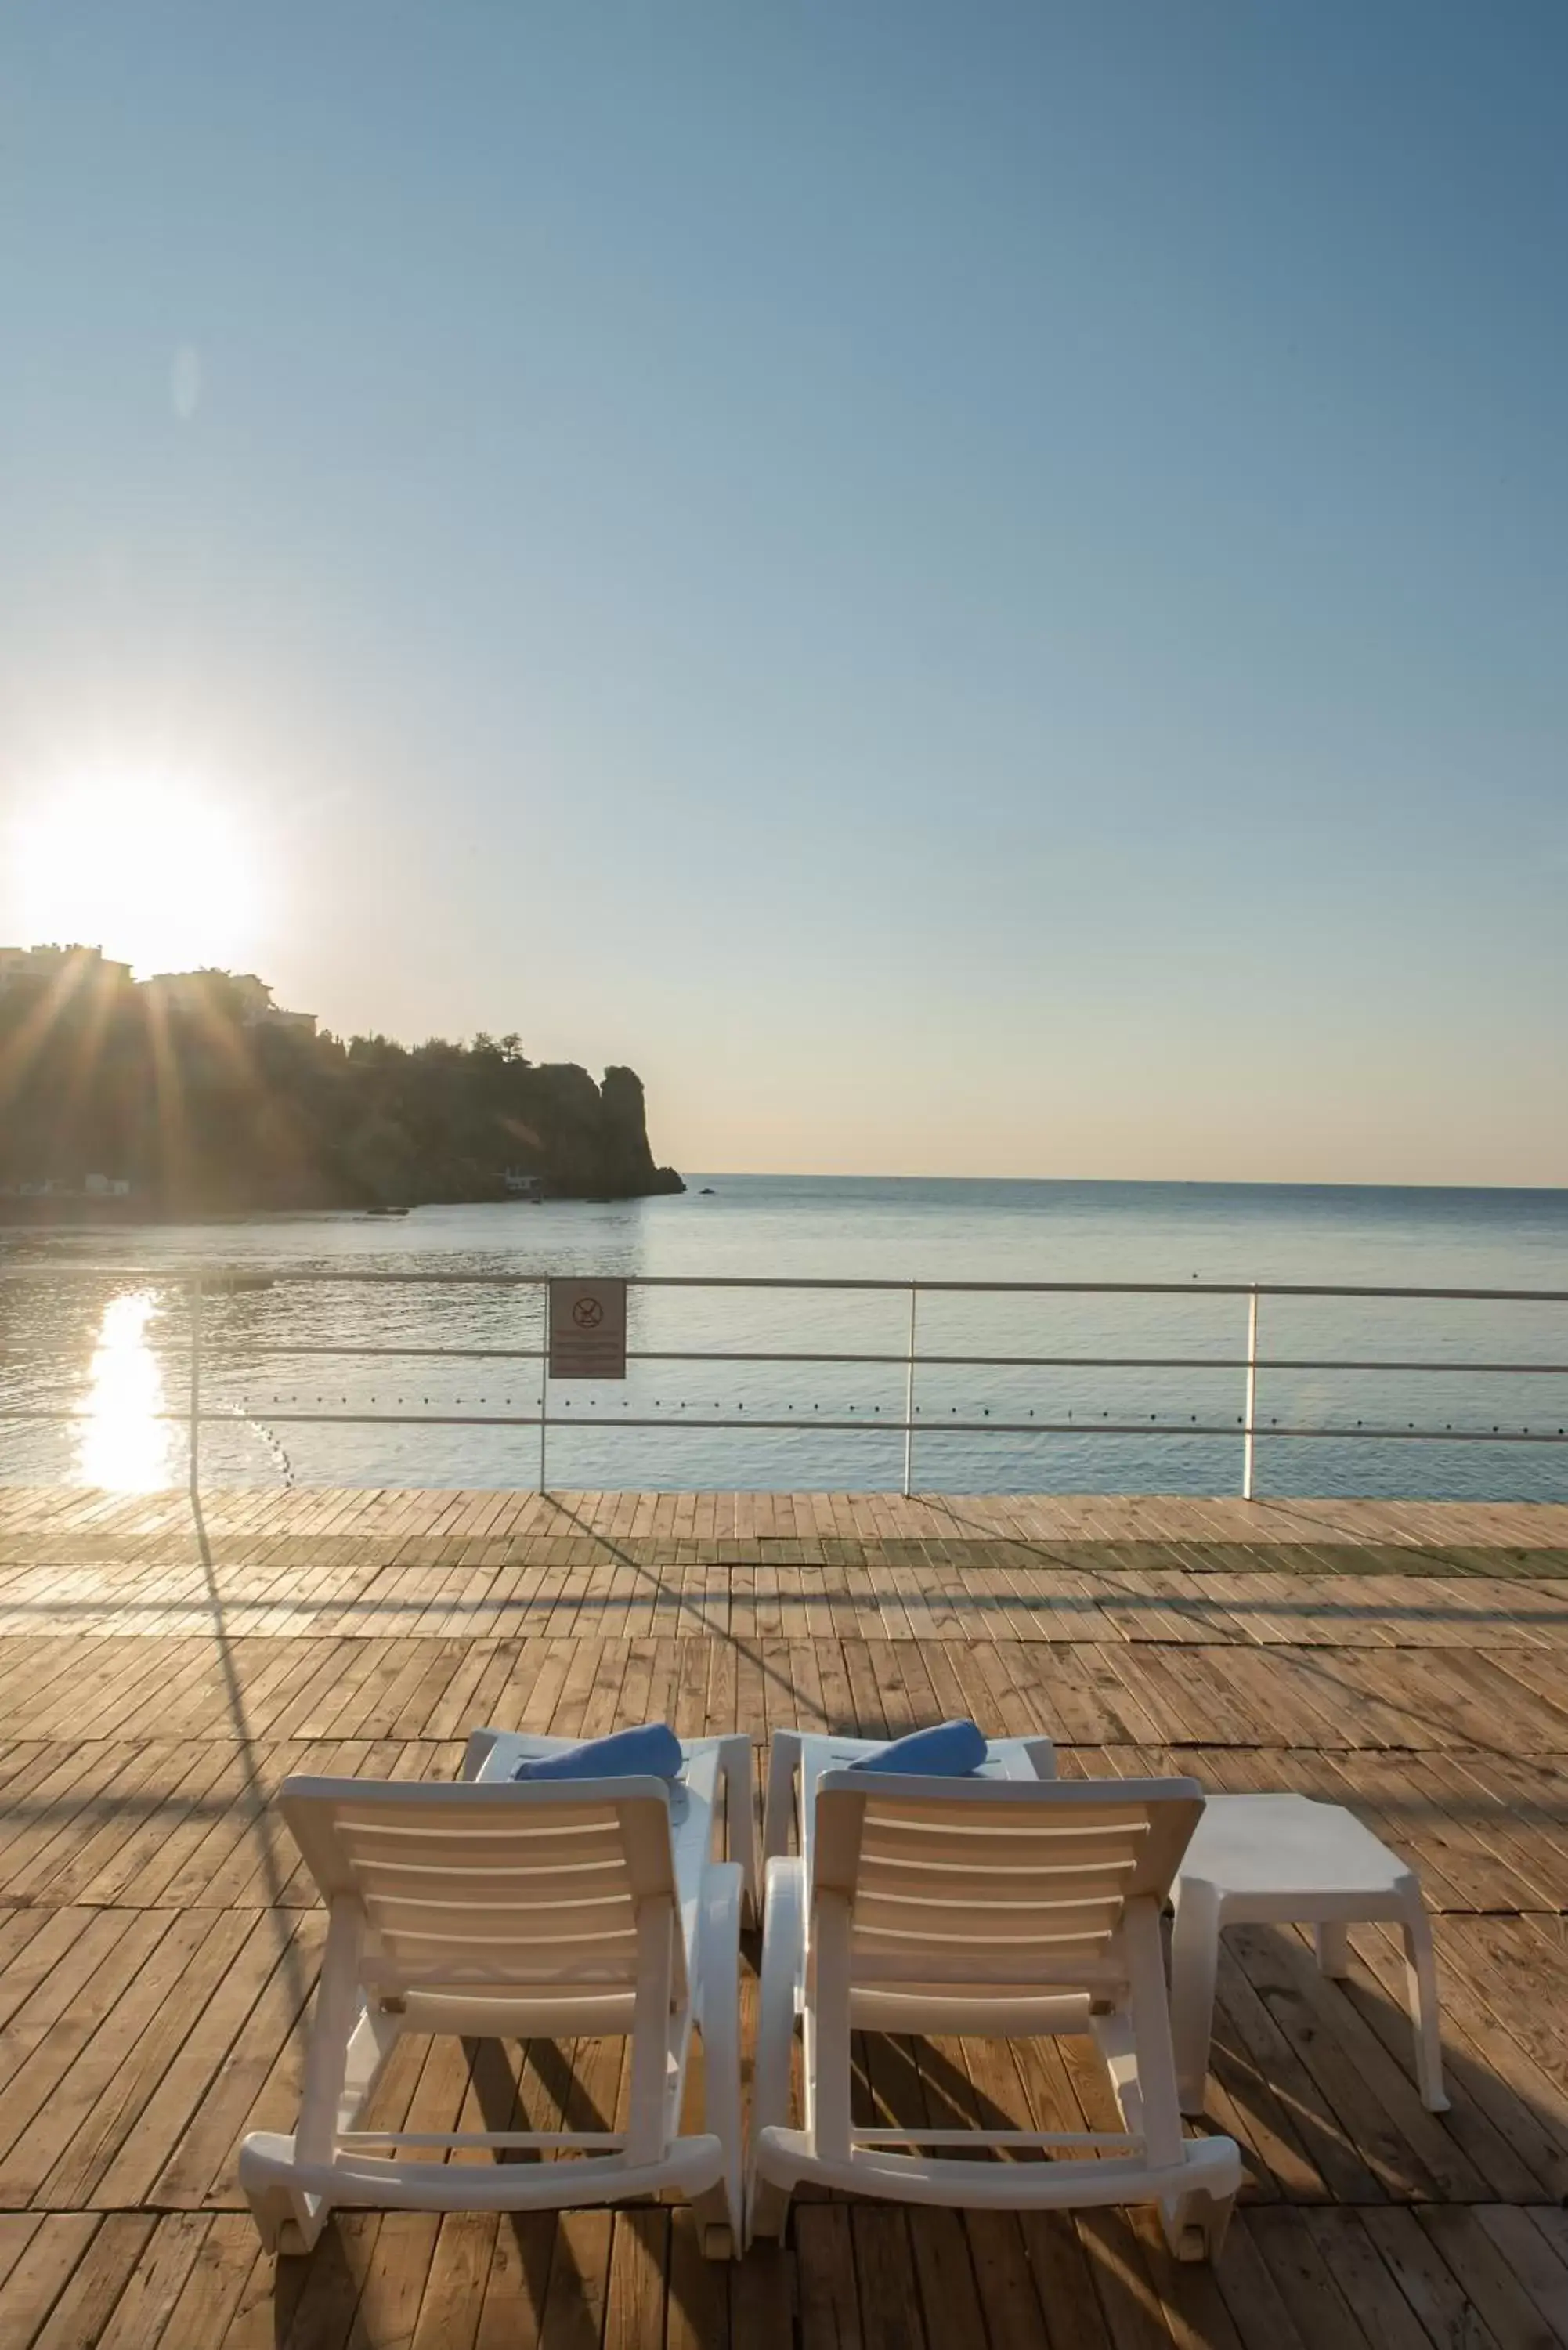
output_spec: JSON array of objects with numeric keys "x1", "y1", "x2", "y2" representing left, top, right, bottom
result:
[{"x1": 461, "y1": 1728, "x2": 504, "y2": 1781}]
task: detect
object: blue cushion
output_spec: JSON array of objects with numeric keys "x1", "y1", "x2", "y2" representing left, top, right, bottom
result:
[
  {"x1": 511, "y1": 1723, "x2": 683, "y2": 1783},
  {"x1": 850, "y1": 1719, "x2": 987, "y2": 1777}
]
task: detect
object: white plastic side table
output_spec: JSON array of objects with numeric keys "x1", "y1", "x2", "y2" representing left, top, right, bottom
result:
[{"x1": 1169, "y1": 1792, "x2": 1448, "y2": 2114}]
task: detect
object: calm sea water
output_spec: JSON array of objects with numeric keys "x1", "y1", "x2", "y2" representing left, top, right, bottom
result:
[{"x1": 2, "y1": 1177, "x2": 1566, "y2": 1499}]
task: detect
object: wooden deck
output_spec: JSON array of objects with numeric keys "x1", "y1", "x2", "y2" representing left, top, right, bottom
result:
[{"x1": 3, "y1": 1484, "x2": 1568, "y2": 2348}]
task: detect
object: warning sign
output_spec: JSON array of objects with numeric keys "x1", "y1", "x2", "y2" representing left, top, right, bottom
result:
[{"x1": 547, "y1": 1278, "x2": 628, "y2": 1379}]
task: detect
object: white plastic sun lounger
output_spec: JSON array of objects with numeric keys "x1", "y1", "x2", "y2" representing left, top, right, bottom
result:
[
  {"x1": 467, "y1": 1727, "x2": 758, "y2": 1924},
  {"x1": 761, "y1": 1726, "x2": 1058, "y2": 1878},
  {"x1": 240, "y1": 1741, "x2": 750, "y2": 2259},
  {"x1": 749, "y1": 1771, "x2": 1241, "y2": 2258}
]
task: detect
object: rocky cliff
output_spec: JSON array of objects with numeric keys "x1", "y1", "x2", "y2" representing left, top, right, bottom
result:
[{"x1": 0, "y1": 964, "x2": 685, "y2": 1213}]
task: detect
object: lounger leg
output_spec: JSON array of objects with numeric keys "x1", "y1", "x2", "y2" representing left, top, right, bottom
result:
[
  {"x1": 694, "y1": 1864, "x2": 744, "y2": 2257},
  {"x1": 1165, "y1": 2178, "x2": 1236, "y2": 2267},
  {"x1": 761, "y1": 1732, "x2": 800, "y2": 1878},
  {"x1": 1400, "y1": 1904, "x2": 1449, "y2": 2112},
  {"x1": 1169, "y1": 1882, "x2": 1223, "y2": 2117},
  {"x1": 243, "y1": 2178, "x2": 327, "y2": 2258},
  {"x1": 746, "y1": 2171, "x2": 793, "y2": 2246},
  {"x1": 747, "y1": 1856, "x2": 805, "y2": 2246},
  {"x1": 715, "y1": 1737, "x2": 760, "y2": 1928},
  {"x1": 337, "y1": 2003, "x2": 400, "y2": 2134},
  {"x1": 1114, "y1": 1898, "x2": 1234, "y2": 2266},
  {"x1": 1315, "y1": 1919, "x2": 1351, "y2": 1978},
  {"x1": 246, "y1": 1894, "x2": 365, "y2": 2254}
]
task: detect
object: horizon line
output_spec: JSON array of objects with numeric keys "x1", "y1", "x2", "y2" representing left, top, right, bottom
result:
[{"x1": 681, "y1": 1171, "x2": 1568, "y2": 1197}]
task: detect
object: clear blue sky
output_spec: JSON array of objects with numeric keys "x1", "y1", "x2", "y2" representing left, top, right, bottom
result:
[{"x1": 2, "y1": 3, "x2": 1564, "y2": 1183}]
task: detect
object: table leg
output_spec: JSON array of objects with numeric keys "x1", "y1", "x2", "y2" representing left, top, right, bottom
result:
[
  {"x1": 1401, "y1": 1903, "x2": 1450, "y2": 2112},
  {"x1": 1315, "y1": 1919, "x2": 1350, "y2": 1977},
  {"x1": 1169, "y1": 1881, "x2": 1224, "y2": 2115}
]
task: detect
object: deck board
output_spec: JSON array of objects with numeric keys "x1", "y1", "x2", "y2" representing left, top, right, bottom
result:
[{"x1": 1, "y1": 1486, "x2": 1567, "y2": 2345}]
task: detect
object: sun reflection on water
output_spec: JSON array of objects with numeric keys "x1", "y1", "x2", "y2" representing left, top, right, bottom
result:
[{"x1": 79, "y1": 1291, "x2": 175, "y2": 1490}]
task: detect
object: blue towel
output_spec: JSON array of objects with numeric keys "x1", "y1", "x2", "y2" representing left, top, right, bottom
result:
[
  {"x1": 850, "y1": 1719, "x2": 987, "y2": 1777},
  {"x1": 511, "y1": 1723, "x2": 683, "y2": 1783}
]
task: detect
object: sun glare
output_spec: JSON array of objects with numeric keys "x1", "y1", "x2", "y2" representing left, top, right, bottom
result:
[
  {"x1": 9, "y1": 771, "x2": 266, "y2": 975},
  {"x1": 78, "y1": 1290, "x2": 175, "y2": 1491}
]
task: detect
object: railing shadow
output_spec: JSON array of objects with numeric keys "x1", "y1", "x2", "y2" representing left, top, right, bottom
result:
[
  {"x1": 543, "y1": 1497, "x2": 820, "y2": 1723},
  {"x1": 187, "y1": 1487, "x2": 314, "y2": 2034},
  {"x1": 4, "y1": 1575, "x2": 1568, "y2": 1632}
]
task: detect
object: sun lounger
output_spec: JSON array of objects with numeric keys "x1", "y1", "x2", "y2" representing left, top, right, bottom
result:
[
  {"x1": 467, "y1": 1726, "x2": 758, "y2": 1922},
  {"x1": 749, "y1": 1769, "x2": 1241, "y2": 2258},
  {"x1": 240, "y1": 1737, "x2": 750, "y2": 2258},
  {"x1": 761, "y1": 1725, "x2": 1057, "y2": 1879}
]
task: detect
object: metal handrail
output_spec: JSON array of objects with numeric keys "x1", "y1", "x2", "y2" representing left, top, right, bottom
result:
[
  {"x1": 4, "y1": 1265, "x2": 1568, "y2": 1298},
  {"x1": 2, "y1": 1266, "x2": 1565, "y2": 1500},
  {"x1": 1, "y1": 1412, "x2": 1560, "y2": 1441},
  {"x1": 17, "y1": 1343, "x2": 1568, "y2": 1371}
]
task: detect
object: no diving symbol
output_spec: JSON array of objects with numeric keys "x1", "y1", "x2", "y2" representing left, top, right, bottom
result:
[{"x1": 549, "y1": 1278, "x2": 627, "y2": 1378}]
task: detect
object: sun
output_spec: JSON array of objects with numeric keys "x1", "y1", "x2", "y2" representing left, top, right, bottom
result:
[{"x1": 8, "y1": 770, "x2": 267, "y2": 975}]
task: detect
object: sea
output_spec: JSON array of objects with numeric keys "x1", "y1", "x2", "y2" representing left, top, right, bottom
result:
[{"x1": 2, "y1": 1177, "x2": 1566, "y2": 1502}]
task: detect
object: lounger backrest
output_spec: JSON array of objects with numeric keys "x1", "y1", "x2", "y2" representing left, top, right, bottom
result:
[
  {"x1": 813, "y1": 1773, "x2": 1205, "y2": 1990},
  {"x1": 276, "y1": 1774, "x2": 681, "y2": 1997}
]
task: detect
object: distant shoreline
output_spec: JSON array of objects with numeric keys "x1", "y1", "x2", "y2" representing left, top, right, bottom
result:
[
  {"x1": 681, "y1": 1171, "x2": 1568, "y2": 1200},
  {"x1": 0, "y1": 1183, "x2": 686, "y2": 1231}
]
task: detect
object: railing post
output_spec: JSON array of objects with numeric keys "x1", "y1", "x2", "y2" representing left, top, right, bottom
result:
[
  {"x1": 901, "y1": 1282, "x2": 918, "y2": 1498},
  {"x1": 538, "y1": 1282, "x2": 549, "y2": 1493},
  {"x1": 1241, "y1": 1286, "x2": 1259, "y2": 1501},
  {"x1": 189, "y1": 1277, "x2": 203, "y2": 1498}
]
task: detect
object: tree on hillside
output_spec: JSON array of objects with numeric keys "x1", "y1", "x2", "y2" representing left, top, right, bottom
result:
[{"x1": 0, "y1": 965, "x2": 682, "y2": 1210}]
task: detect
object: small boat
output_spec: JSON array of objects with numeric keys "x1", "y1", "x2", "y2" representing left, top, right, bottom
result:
[{"x1": 363, "y1": 1204, "x2": 411, "y2": 1218}]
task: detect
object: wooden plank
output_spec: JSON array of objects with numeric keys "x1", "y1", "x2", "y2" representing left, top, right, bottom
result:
[
  {"x1": 667, "y1": 2208, "x2": 730, "y2": 2350},
  {"x1": 19, "y1": 2213, "x2": 155, "y2": 2350},
  {"x1": 409, "y1": 2214, "x2": 496, "y2": 2350},
  {"x1": 793, "y1": 2206, "x2": 862, "y2": 2350},
  {"x1": 92, "y1": 2211, "x2": 211, "y2": 2349},
  {"x1": 1295, "y1": 2211, "x2": 1432, "y2": 2350},
  {"x1": 851, "y1": 2207, "x2": 931, "y2": 2350},
  {"x1": 603, "y1": 2210, "x2": 668, "y2": 2350},
  {"x1": 1243, "y1": 2208, "x2": 1378, "y2": 2350},
  {"x1": 0, "y1": 2217, "x2": 102, "y2": 2348},
  {"x1": 1414, "y1": 2206, "x2": 1566, "y2": 2350},
  {"x1": 1358, "y1": 2207, "x2": 1505, "y2": 2350}
]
